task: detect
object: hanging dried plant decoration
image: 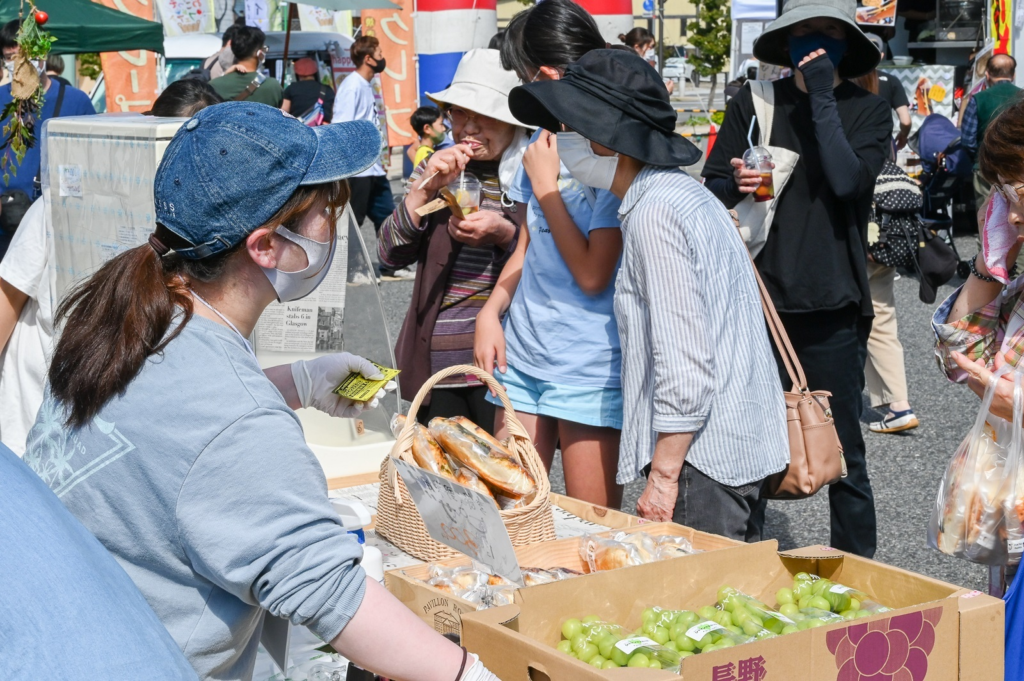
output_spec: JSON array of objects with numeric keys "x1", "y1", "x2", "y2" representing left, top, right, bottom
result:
[{"x1": 1, "y1": 1, "x2": 56, "y2": 185}]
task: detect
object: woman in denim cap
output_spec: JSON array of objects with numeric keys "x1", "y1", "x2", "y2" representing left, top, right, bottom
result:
[{"x1": 22, "y1": 103, "x2": 498, "y2": 681}]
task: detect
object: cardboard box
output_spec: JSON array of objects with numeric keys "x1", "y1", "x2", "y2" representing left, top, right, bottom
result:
[
  {"x1": 460, "y1": 542, "x2": 1004, "y2": 680},
  {"x1": 549, "y1": 494, "x2": 651, "y2": 530},
  {"x1": 385, "y1": 522, "x2": 743, "y2": 639}
]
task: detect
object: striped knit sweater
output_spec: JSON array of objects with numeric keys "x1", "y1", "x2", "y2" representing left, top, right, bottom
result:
[{"x1": 378, "y1": 160, "x2": 513, "y2": 388}]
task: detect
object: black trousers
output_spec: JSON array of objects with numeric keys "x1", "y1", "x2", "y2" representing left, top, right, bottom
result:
[
  {"x1": 775, "y1": 306, "x2": 877, "y2": 558},
  {"x1": 415, "y1": 386, "x2": 497, "y2": 436},
  {"x1": 347, "y1": 175, "x2": 395, "y2": 232}
]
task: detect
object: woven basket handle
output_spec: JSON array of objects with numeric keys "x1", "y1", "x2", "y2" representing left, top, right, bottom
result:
[{"x1": 388, "y1": 364, "x2": 534, "y2": 504}]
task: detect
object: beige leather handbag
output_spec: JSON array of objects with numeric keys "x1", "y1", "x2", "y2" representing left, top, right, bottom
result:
[{"x1": 752, "y1": 264, "x2": 847, "y2": 500}]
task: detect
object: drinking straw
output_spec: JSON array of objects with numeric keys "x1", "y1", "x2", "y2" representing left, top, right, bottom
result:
[{"x1": 747, "y1": 116, "x2": 757, "y2": 153}]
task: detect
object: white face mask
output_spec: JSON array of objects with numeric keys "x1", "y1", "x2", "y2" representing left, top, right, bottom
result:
[
  {"x1": 557, "y1": 132, "x2": 619, "y2": 191},
  {"x1": 260, "y1": 226, "x2": 335, "y2": 302},
  {"x1": 644, "y1": 48, "x2": 656, "y2": 61}
]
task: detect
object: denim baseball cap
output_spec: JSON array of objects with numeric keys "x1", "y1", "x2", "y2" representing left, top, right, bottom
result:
[{"x1": 154, "y1": 101, "x2": 382, "y2": 259}]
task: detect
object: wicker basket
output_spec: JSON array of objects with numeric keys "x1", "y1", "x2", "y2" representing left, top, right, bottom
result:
[{"x1": 376, "y1": 364, "x2": 556, "y2": 561}]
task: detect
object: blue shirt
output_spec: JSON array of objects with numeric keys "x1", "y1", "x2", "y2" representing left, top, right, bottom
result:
[
  {"x1": 613, "y1": 166, "x2": 789, "y2": 485},
  {"x1": 0, "y1": 442, "x2": 197, "y2": 680},
  {"x1": 503, "y1": 130, "x2": 623, "y2": 388},
  {"x1": 25, "y1": 315, "x2": 366, "y2": 679},
  {"x1": 1005, "y1": 572, "x2": 1024, "y2": 679},
  {"x1": 0, "y1": 79, "x2": 95, "y2": 198}
]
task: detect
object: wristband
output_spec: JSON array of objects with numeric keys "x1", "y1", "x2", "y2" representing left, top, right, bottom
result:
[
  {"x1": 969, "y1": 255, "x2": 999, "y2": 283},
  {"x1": 455, "y1": 646, "x2": 469, "y2": 681}
]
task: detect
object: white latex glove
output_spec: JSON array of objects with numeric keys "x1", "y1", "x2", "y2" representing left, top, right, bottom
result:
[
  {"x1": 461, "y1": 654, "x2": 499, "y2": 681},
  {"x1": 290, "y1": 353, "x2": 396, "y2": 418}
]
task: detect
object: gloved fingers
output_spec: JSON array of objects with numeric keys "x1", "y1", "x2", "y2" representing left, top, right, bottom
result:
[
  {"x1": 382, "y1": 380, "x2": 397, "y2": 393},
  {"x1": 353, "y1": 355, "x2": 384, "y2": 380}
]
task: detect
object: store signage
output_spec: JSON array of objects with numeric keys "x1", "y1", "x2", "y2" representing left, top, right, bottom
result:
[{"x1": 96, "y1": 0, "x2": 159, "y2": 113}]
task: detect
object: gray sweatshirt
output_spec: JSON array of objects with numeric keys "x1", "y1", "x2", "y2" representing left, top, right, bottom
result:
[{"x1": 24, "y1": 315, "x2": 366, "y2": 680}]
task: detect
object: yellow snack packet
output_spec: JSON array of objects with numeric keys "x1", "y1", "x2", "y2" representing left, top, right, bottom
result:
[{"x1": 333, "y1": 362, "x2": 400, "y2": 402}]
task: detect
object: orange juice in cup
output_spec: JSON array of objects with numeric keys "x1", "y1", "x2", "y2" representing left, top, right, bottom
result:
[{"x1": 743, "y1": 146, "x2": 774, "y2": 203}]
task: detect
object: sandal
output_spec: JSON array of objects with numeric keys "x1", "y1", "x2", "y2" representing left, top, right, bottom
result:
[{"x1": 869, "y1": 408, "x2": 920, "y2": 434}]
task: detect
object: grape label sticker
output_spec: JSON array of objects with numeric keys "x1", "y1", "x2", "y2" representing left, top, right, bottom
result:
[
  {"x1": 829, "y1": 584, "x2": 854, "y2": 594},
  {"x1": 393, "y1": 458, "x2": 524, "y2": 586},
  {"x1": 614, "y1": 636, "x2": 659, "y2": 655},
  {"x1": 685, "y1": 621, "x2": 726, "y2": 641}
]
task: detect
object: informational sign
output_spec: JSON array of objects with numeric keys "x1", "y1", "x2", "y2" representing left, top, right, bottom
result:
[
  {"x1": 392, "y1": 458, "x2": 524, "y2": 586},
  {"x1": 363, "y1": 0, "x2": 417, "y2": 148},
  {"x1": 97, "y1": 0, "x2": 160, "y2": 113},
  {"x1": 891, "y1": 64, "x2": 956, "y2": 133},
  {"x1": 156, "y1": 0, "x2": 218, "y2": 35},
  {"x1": 328, "y1": 41, "x2": 356, "y2": 88},
  {"x1": 855, "y1": 0, "x2": 897, "y2": 26},
  {"x1": 740, "y1": 22, "x2": 763, "y2": 54},
  {"x1": 245, "y1": 0, "x2": 274, "y2": 31}
]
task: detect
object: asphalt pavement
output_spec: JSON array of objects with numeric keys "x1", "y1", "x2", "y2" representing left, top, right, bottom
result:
[{"x1": 363, "y1": 178, "x2": 989, "y2": 592}]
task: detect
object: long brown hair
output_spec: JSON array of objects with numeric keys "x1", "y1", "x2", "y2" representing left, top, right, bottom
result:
[
  {"x1": 49, "y1": 180, "x2": 350, "y2": 429},
  {"x1": 980, "y1": 98, "x2": 1024, "y2": 185},
  {"x1": 853, "y1": 70, "x2": 880, "y2": 95}
]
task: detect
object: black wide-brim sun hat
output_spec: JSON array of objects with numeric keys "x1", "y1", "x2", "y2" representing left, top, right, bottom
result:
[
  {"x1": 508, "y1": 49, "x2": 702, "y2": 168},
  {"x1": 753, "y1": 0, "x2": 880, "y2": 78}
]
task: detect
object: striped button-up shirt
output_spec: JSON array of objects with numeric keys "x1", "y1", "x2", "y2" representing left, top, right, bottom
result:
[{"x1": 614, "y1": 166, "x2": 789, "y2": 486}]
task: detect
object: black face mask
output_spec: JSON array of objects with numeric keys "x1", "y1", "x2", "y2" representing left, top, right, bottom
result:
[{"x1": 370, "y1": 57, "x2": 386, "y2": 74}]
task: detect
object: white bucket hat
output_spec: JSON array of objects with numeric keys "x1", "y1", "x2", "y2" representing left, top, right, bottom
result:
[{"x1": 427, "y1": 48, "x2": 528, "y2": 128}]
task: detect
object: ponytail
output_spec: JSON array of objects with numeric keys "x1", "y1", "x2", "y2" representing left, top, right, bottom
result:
[{"x1": 49, "y1": 238, "x2": 195, "y2": 429}]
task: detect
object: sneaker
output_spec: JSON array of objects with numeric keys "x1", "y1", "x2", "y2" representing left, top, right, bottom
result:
[
  {"x1": 868, "y1": 408, "x2": 920, "y2": 434},
  {"x1": 379, "y1": 265, "x2": 417, "y2": 281}
]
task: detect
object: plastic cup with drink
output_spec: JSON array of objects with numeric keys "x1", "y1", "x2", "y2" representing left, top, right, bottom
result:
[
  {"x1": 743, "y1": 116, "x2": 774, "y2": 203},
  {"x1": 448, "y1": 172, "x2": 481, "y2": 215},
  {"x1": 743, "y1": 146, "x2": 775, "y2": 203}
]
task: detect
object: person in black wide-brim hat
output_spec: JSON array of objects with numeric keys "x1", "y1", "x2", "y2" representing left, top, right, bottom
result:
[
  {"x1": 701, "y1": 0, "x2": 893, "y2": 559},
  {"x1": 509, "y1": 49, "x2": 791, "y2": 544}
]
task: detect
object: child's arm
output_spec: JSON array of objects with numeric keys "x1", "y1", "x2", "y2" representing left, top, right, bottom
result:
[
  {"x1": 0, "y1": 278, "x2": 28, "y2": 355},
  {"x1": 474, "y1": 226, "x2": 529, "y2": 377},
  {"x1": 525, "y1": 131, "x2": 622, "y2": 295}
]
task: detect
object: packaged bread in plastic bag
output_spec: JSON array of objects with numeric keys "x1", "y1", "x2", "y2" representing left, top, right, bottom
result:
[
  {"x1": 579, "y1": 532, "x2": 657, "y2": 572},
  {"x1": 428, "y1": 417, "x2": 536, "y2": 498},
  {"x1": 928, "y1": 363, "x2": 1024, "y2": 565}
]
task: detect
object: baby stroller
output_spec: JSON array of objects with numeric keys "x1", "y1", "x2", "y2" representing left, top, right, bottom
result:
[{"x1": 909, "y1": 114, "x2": 974, "y2": 278}]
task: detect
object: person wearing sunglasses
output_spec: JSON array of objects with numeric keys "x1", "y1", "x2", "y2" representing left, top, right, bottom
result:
[
  {"x1": 936, "y1": 99, "x2": 1024, "y2": 427},
  {"x1": 378, "y1": 48, "x2": 530, "y2": 427}
]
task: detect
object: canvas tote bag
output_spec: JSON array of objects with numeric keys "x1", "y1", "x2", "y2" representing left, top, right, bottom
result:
[{"x1": 735, "y1": 80, "x2": 801, "y2": 258}]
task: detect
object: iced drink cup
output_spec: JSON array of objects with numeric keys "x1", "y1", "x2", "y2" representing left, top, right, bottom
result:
[
  {"x1": 743, "y1": 146, "x2": 775, "y2": 203},
  {"x1": 448, "y1": 173, "x2": 481, "y2": 215}
]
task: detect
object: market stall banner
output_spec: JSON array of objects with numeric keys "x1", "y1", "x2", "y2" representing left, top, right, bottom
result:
[
  {"x1": 576, "y1": 0, "x2": 633, "y2": 45},
  {"x1": 297, "y1": 4, "x2": 352, "y2": 35},
  {"x1": 856, "y1": 0, "x2": 896, "y2": 26},
  {"x1": 890, "y1": 64, "x2": 956, "y2": 133},
  {"x1": 364, "y1": 0, "x2": 417, "y2": 148},
  {"x1": 97, "y1": 0, "x2": 160, "y2": 113},
  {"x1": 156, "y1": 0, "x2": 218, "y2": 36},
  {"x1": 414, "y1": 0, "x2": 496, "y2": 104},
  {"x1": 991, "y1": 0, "x2": 1014, "y2": 53}
]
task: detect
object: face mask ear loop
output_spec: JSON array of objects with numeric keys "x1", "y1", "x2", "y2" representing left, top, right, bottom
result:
[{"x1": 501, "y1": 191, "x2": 515, "y2": 208}]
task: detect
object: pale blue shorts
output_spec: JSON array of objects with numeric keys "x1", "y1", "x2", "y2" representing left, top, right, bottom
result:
[{"x1": 485, "y1": 364, "x2": 623, "y2": 430}]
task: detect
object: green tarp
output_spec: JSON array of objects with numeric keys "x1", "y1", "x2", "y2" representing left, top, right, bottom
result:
[{"x1": 0, "y1": 0, "x2": 165, "y2": 54}]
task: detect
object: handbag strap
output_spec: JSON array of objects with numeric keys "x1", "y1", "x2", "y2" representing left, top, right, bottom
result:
[
  {"x1": 748, "y1": 80, "x2": 775, "y2": 147},
  {"x1": 749, "y1": 255, "x2": 809, "y2": 391}
]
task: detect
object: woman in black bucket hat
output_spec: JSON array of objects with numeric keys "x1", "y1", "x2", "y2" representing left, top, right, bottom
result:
[
  {"x1": 702, "y1": 0, "x2": 893, "y2": 558},
  {"x1": 509, "y1": 50, "x2": 791, "y2": 543}
]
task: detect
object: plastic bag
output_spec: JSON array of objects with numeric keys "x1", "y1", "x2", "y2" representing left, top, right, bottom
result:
[
  {"x1": 557, "y1": 616, "x2": 682, "y2": 670},
  {"x1": 421, "y1": 565, "x2": 515, "y2": 608},
  {"x1": 646, "y1": 607, "x2": 754, "y2": 655},
  {"x1": 390, "y1": 414, "x2": 458, "y2": 481},
  {"x1": 716, "y1": 586, "x2": 795, "y2": 637},
  {"x1": 428, "y1": 417, "x2": 537, "y2": 498},
  {"x1": 787, "y1": 572, "x2": 892, "y2": 616},
  {"x1": 653, "y1": 534, "x2": 699, "y2": 560},
  {"x1": 580, "y1": 532, "x2": 657, "y2": 572},
  {"x1": 521, "y1": 566, "x2": 582, "y2": 586},
  {"x1": 929, "y1": 363, "x2": 1024, "y2": 565}
]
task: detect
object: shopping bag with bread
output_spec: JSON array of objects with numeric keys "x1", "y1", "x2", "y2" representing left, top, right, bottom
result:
[{"x1": 929, "y1": 362, "x2": 1024, "y2": 565}]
